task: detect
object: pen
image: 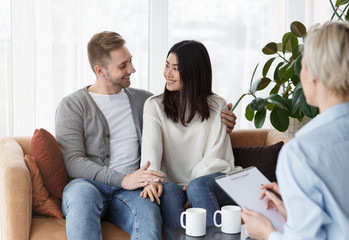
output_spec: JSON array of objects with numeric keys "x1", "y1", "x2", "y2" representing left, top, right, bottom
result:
[{"x1": 266, "y1": 188, "x2": 283, "y2": 201}]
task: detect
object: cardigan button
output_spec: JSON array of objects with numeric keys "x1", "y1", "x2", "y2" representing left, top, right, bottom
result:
[
  {"x1": 106, "y1": 134, "x2": 110, "y2": 138},
  {"x1": 106, "y1": 154, "x2": 110, "y2": 159}
]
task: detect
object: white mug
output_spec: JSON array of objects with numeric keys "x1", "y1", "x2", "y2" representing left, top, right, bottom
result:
[
  {"x1": 213, "y1": 205, "x2": 241, "y2": 234},
  {"x1": 180, "y1": 208, "x2": 207, "y2": 237}
]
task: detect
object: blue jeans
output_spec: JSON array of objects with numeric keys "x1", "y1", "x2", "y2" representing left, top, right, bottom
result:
[
  {"x1": 160, "y1": 172, "x2": 224, "y2": 233},
  {"x1": 62, "y1": 179, "x2": 162, "y2": 240}
]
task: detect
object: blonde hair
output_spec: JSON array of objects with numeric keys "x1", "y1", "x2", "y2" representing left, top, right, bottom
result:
[
  {"x1": 87, "y1": 31, "x2": 125, "y2": 74},
  {"x1": 304, "y1": 21, "x2": 349, "y2": 96}
]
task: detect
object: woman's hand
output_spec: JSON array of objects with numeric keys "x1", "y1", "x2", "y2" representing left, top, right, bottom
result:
[
  {"x1": 121, "y1": 161, "x2": 164, "y2": 190},
  {"x1": 242, "y1": 207, "x2": 275, "y2": 240},
  {"x1": 221, "y1": 103, "x2": 237, "y2": 134},
  {"x1": 261, "y1": 182, "x2": 287, "y2": 219},
  {"x1": 182, "y1": 185, "x2": 191, "y2": 209},
  {"x1": 140, "y1": 182, "x2": 163, "y2": 205}
]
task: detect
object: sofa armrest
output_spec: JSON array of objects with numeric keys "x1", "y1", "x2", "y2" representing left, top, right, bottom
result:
[
  {"x1": 230, "y1": 129, "x2": 289, "y2": 147},
  {"x1": 0, "y1": 137, "x2": 32, "y2": 240}
]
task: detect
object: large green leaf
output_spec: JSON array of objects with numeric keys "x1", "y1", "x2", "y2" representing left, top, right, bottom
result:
[
  {"x1": 291, "y1": 85, "x2": 304, "y2": 114},
  {"x1": 288, "y1": 109, "x2": 304, "y2": 121},
  {"x1": 266, "y1": 94, "x2": 290, "y2": 110},
  {"x1": 346, "y1": 7, "x2": 349, "y2": 21},
  {"x1": 292, "y1": 45, "x2": 299, "y2": 59},
  {"x1": 282, "y1": 32, "x2": 298, "y2": 53},
  {"x1": 291, "y1": 75, "x2": 300, "y2": 86},
  {"x1": 262, "y1": 42, "x2": 278, "y2": 55},
  {"x1": 294, "y1": 54, "x2": 302, "y2": 77},
  {"x1": 290, "y1": 21, "x2": 307, "y2": 37},
  {"x1": 258, "y1": 78, "x2": 271, "y2": 90},
  {"x1": 245, "y1": 104, "x2": 254, "y2": 121},
  {"x1": 262, "y1": 57, "x2": 276, "y2": 77},
  {"x1": 301, "y1": 103, "x2": 319, "y2": 118},
  {"x1": 250, "y1": 97, "x2": 265, "y2": 111},
  {"x1": 336, "y1": 0, "x2": 349, "y2": 7},
  {"x1": 254, "y1": 108, "x2": 266, "y2": 128},
  {"x1": 250, "y1": 78, "x2": 262, "y2": 95},
  {"x1": 290, "y1": 35, "x2": 299, "y2": 51},
  {"x1": 297, "y1": 89, "x2": 319, "y2": 117},
  {"x1": 273, "y1": 62, "x2": 284, "y2": 85},
  {"x1": 270, "y1": 84, "x2": 280, "y2": 95},
  {"x1": 270, "y1": 108, "x2": 289, "y2": 132},
  {"x1": 300, "y1": 96, "x2": 319, "y2": 118},
  {"x1": 280, "y1": 62, "x2": 295, "y2": 80}
]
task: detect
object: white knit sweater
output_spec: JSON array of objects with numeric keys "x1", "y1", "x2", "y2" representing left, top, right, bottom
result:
[{"x1": 140, "y1": 94, "x2": 236, "y2": 185}]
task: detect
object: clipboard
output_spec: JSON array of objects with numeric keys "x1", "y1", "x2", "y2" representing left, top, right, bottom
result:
[{"x1": 215, "y1": 166, "x2": 285, "y2": 232}]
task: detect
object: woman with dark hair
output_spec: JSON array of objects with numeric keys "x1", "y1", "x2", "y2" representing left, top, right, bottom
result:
[{"x1": 140, "y1": 40, "x2": 240, "y2": 231}]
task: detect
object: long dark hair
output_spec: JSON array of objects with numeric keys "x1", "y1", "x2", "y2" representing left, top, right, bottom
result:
[{"x1": 163, "y1": 40, "x2": 213, "y2": 125}]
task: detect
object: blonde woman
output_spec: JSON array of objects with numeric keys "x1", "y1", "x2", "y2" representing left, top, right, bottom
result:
[{"x1": 242, "y1": 21, "x2": 349, "y2": 239}]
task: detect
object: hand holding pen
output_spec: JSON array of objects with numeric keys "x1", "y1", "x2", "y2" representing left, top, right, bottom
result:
[{"x1": 260, "y1": 182, "x2": 287, "y2": 220}]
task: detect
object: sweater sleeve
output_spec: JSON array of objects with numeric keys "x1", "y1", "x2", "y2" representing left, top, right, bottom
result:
[
  {"x1": 55, "y1": 95, "x2": 126, "y2": 187},
  {"x1": 191, "y1": 99, "x2": 236, "y2": 179},
  {"x1": 140, "y1": 98, "x2": 164, "y2": 172}
]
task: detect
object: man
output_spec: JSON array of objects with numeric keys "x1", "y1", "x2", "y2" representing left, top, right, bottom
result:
[
  {"x1": 55, "y1": 31, "x2": 237, "y2": 240},
  {"x1": 242, "y1": 21, "x2": 349, "y2": 239}
]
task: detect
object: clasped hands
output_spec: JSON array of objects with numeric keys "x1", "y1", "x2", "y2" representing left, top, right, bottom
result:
[
  {"x1": 121, "y1": 161, "x2": 164, "y2": 191},
  {"x1": 241, "y1": 182, "x2": 287, "y2": 240}
]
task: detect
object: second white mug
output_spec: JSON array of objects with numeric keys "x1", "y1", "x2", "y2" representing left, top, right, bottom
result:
[
  {"x1": 213, "y1": 205, "x2": 241, "y2": 234},
  {"x1": 180, "y1": 207, "x2": 207, "y2": 237}
]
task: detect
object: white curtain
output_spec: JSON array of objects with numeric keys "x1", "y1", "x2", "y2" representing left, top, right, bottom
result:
[{"x1": 0, "y1": 0, "x2": 332, "y2": 137}]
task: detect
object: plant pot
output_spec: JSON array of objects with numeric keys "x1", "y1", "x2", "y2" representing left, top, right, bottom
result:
[{"x1": 284, "y1": 116, "x2": 312, "y2": 138}]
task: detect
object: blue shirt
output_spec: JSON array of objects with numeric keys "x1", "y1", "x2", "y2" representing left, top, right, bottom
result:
[{"x1": 269, "y1": 102, "x2": 349, "y2": 240}]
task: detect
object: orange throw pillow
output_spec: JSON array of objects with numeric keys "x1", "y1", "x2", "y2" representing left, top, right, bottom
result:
[
  {"x1": 31, "y1": 128, "x2": 68, "y2": 199},
  {"x1": 24, "y1": 155, "x2": 64, "y2": 219}
]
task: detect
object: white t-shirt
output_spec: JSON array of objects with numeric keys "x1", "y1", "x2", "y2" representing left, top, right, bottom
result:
[{"x1": 89, "y1": 89, "x2": 140, "y2": 174}]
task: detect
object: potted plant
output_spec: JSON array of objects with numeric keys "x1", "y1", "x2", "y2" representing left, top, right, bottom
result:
[{"x1": 232, "y1": 0, "x2": 349, "y2": 132}]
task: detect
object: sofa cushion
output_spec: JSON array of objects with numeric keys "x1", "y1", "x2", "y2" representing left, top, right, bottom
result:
[
  {"x1": 233, "y1": 141, "x2": 284, "y2": 182},
  {"x1": 24, "y1": 155, "x2": 64, "y2": 218},
  {"x1": 31, "y1": 128, "x2": 68, "y2": 199}
]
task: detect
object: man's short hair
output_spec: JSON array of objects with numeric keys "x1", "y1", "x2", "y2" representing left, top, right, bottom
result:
[
  {"x1": 87, "y1": 31, "x2": 126, "y2": 73},
  {"x1": 304, "y1": 21, "x2": 349, "y2": 96}
]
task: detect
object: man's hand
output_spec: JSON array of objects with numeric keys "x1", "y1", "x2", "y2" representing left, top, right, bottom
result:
[
  {"x1": 140, "y1": 182, "x2": 163, "y2": 205},
  {"x1": 261, "y1": 182, "x2": 287, "y2": 219},
  {"x1": 242, "y1": 207, "x2": 275, "y2": 240},
  {"x1": 221, "y1": 103, "x2": 237, "y2": 134},
  {"x1": 121, "y1": 161, "x2": 164, "y2": 190}
]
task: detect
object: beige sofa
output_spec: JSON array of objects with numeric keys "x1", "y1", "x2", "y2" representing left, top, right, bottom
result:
[{"x1": 0, "y1": 129, "x2": 289, "y2": 240}]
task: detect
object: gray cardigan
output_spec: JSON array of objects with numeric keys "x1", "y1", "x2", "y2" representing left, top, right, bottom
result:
[{"x1": 55, "y1": 86, "x2": 153, "y2": 187}]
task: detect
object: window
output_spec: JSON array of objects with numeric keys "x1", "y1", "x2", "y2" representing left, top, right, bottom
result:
[
  {"x1": 167, "y1": 0, "x2": 331, "y2": 128},
  {"x1": 0, "y1": 0, "x2": 332, "y2": 137},
  {"x1": 0, "y1": 0, "x2": 11, "y2": 137},
  {"x1": 1, "y1": 0, "x2": 149, "y2": 136}
]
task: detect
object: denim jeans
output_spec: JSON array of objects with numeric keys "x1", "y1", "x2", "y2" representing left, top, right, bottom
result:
[
  {"x1": 160, "y1": 172, "x2": 224, "y2": 235},
  {"x1": 62, "y1": 178, "x2": 162, "y2": 240}
]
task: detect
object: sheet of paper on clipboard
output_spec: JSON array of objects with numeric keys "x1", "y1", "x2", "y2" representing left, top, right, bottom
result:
[{"x1": 215, "y1": 166, "x2": 286, "y2": 232}]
